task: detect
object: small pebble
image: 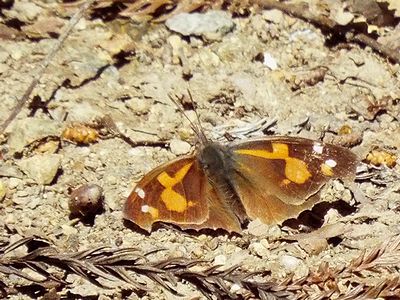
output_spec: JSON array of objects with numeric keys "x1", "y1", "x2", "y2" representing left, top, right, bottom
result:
[
  {"x1": 8, "y1": 178, "x2": 21, "y2": 189},
  {"x1": 0, "y1": 181, "x2": 6, "y2": 201},
  {"x1": 13, "y1": 196, "x2": 30, "y2": 205},
  {"x1": 0, "y1": 51, "x2": 9, "y2": 63},
  {"x1": 214, "y1": 254, "x2": 227, "y2": 266},
  {"x1": 263, "y1": 52, "x2": 278, "y2": 70},
  {"x1": 27, "y1": 197, "x2": 41, "y2": 210},
  {"x1": 10, "y1": 48, "x2": 23, "y2": 61},
  {"x1": 262, "y1": 9, "x2": 284, "y2": 23},
  {"x1": 15, "y1": 190, "x2": 29, "y2": 197},
  {"x1": 251, "y1": 241, "x2": 269, "y2": 257},
  {"x1": 61, "y1": 224, "x2": 78, "y2": 236},
  {"x1": 230, "y1": 283, "x2": 241, "y2": 294},
  {"x1": 280, "y1": 255, "x2": 301, "y2": 272},
  {"x1": 247, "y1": 219, "x2": 271, "y2": 236},
  {"x1": 125, "y1": 98, "x2": 151, "y2": 115},
  {"x1": 0, "y1": 165, "x2": 23, "y2": 178},
  {"x1": 0, "y1": 63, "x2": 9, "y2": 74},
  {"x1": 75, "y1": 18, "x2": 87, "y2": 31},
  {"x1": 106, "y1": 175, "x2": 118, "y2": 185},
  {"x1": 165, "y1": 10, "x2": 234, "y2": 40},
  {"x1": 169, "y1": 139, "x2": 191, "y2": 155},
  {"x1": 13, "y1": 1, "x2": 43, "y2": 21}
]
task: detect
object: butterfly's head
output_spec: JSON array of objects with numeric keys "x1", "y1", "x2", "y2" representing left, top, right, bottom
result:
[{"x1": 198, "y1": 143, "x2": 231, "y2": 174}]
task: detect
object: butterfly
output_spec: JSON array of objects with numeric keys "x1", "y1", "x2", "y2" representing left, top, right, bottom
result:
[{"x1": 123, "y1": 98, "x2": 358, "y2": 233}]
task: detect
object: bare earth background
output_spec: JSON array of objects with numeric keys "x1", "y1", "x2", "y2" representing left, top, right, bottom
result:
[{"x1": 1, "y1": 0, "x2": 400, "y2": 299}]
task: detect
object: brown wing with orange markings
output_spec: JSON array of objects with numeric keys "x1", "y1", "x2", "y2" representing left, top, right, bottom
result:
[
  {"x1": 123, "y1": 156, "x2": 209, "y2": 231},
  {"x1": 229, "y1": 137, "x2": 358, "y2": 224}
]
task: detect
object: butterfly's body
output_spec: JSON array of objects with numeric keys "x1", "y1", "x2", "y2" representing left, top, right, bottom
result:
[
  {"x1": 124, "y1": 135, "x2": 358, "y2": 233},
  {"x1": 198, "y1": 142, "x2": 248, "y2": 225}
]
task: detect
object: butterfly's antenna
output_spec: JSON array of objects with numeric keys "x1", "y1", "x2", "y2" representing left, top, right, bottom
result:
[
  {"x1": 186, "y1": 89, "x2": 208, "y2": 143},
  {"x1": 167, "y1": 93, "x2": 207, "y2": 144}
]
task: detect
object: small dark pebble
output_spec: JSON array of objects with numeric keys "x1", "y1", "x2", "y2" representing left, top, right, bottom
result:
[{"x1": 69, "y1": 183, "x2": 104, "y2": 217}]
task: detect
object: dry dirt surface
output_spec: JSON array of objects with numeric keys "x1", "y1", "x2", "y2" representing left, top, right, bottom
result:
[{"x1": 1, "y1": 1, "x2": 400, "y2": 299}]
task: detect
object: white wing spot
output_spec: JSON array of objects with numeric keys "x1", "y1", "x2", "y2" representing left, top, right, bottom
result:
[
  {"x1": 325, "y1": 159, "x2": 337, "y2": 168},
  {"x1": 141, "y1": 205, "x2": 149, "y2": 213},
  {"x1": 135, "y1": 187, "x2": 145, "y2": 199},
  {"x1": 313, "y1": 143, "x2": 324, "y2": 154}
]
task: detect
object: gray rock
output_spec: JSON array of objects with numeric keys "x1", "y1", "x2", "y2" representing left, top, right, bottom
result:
[
  {"x1": 17, "y1": 154, "x2": 62, "y2": 185},
  {"x1": 65, "y1": 102, "x2": 102, "y2": 123},
  {"x1": 0, "y1": 165, "x2": 24, "y2": 178},
  {"x1": 0, "y1": 181, "x2": 6, "y2": 201},
  {"x1": 166, "y1": 11, "x2": 235, "y2": 40},
  {"x1": 0, "y1": 63, "x2": 9, "y2": 74},
  {"x1": 9, "y1": 2, "x2": 43, "y2": 22},
  {"x1": 8, "y1": 118, "x2": 61, "y2": 154},
  {"x1": 0, "y1": 50, "x2": 10, "y2": 63},
  {"x1": 8, "y1": 178, "x2": 22, "y2": 189}
]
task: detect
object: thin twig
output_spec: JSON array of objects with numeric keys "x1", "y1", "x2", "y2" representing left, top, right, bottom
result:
[
  {"x1": 350, "y1": 32, "x2": 400, "y2": 63},
  {"x1": 0, "y1": 0, "x2": 97, "y2": 134},
  {"x1": 96, "y1": 115, "x2": 170, "y2": 148},
  {"x1": 255, "y1": 0, "x2": 400, "y2": 64}
]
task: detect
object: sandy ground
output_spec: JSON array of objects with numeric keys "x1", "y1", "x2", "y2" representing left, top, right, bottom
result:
[{"x1": 1, "y1": 1, "x2": 400, "y2": 299}]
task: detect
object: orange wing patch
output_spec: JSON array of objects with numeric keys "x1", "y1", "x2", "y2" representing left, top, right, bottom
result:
[
  {"x1": 157, "y1": 162, "x2": 195, "y2": 212},
  {"x1": 321, "y1": 163, "x2": 334, "y2": 176},
  {"x1": 234, "y1": 143, "x2": 311, "y2": 184}
]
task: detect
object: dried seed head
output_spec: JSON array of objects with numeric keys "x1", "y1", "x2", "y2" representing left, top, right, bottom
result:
[
  {"x1": 62, "y1": 124, "x2": 99, "y2": 144},
  {"x1": 366, "y1": 149, "x2": 397, "y2": 168},
  {"x1": 69, "y1": 184, "x2": 104, "y2": 217}
]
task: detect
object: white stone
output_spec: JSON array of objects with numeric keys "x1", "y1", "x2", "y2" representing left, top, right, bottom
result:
[
  {"x1": 169, "y1": 139, "x2": 191, "y2": 155},
  {"x1": 280, "y1": 255, "x2": 301, "y2": 272},
  {"x1": 251, "y1": 241, "x2": 269, "y2": 257},
  {"x1": 214, "y1": 254, "x2": 227, "y2": 266},
  {"x1": 263, "y1": 52, "x2": 278, "y2": 70},
  {"x1": 230, "y1": 283, "x2": 241, "y2": 293}
]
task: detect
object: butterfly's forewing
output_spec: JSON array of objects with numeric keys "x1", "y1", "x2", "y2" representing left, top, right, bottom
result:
[
  {"x1": 229, "y1": 137, "x2": 358, "y2": 224},
  {"x1": 123, "y1": 156, "x2": 209, "y2": 231}
]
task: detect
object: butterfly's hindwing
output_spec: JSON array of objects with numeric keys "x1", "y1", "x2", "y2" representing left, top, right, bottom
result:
[
  {"x1": 229, "y1": 137, "x2": 358, "y2": 224},
  {"x1": 179, "y1": 182, "x2": 242, "y2": 232}
]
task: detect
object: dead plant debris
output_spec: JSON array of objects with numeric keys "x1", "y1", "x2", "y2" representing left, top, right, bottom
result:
[{"x1": 1, "y1": 236, "x2": 400, "y2": 299}]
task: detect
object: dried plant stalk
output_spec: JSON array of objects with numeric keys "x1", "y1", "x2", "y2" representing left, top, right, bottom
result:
[{"x1": 1, "y1": 236, "x2": 400, "y2": 299}]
